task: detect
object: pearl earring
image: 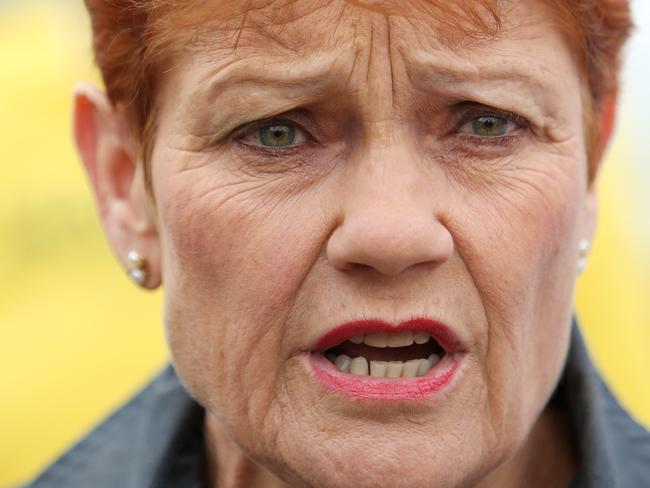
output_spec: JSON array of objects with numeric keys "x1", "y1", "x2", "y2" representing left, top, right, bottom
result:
[
  {"x1": 577, "y1": 239, "x2": 590, "y2": 273},
  {"x1": 127, "y1": 250, "x2": 148, "y2": 287}
]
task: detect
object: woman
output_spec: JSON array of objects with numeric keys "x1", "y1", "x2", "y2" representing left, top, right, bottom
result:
[{"x1": 27, "y1": 0, "x2": 650, "y2": 486}]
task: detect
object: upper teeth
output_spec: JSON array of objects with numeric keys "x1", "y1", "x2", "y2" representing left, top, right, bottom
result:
[{"x1": 349, "y1": 331, "x2": 431, "y2": 348}]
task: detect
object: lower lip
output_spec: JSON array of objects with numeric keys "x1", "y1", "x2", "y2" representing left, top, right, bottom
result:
[{"x1": 306, "y1": 352, "x2": 462, "y2": 400}]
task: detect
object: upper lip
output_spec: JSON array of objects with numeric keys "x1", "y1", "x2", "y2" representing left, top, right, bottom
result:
[{"x1": 313, "y1": 318, "x2": 464, "y2": 353}]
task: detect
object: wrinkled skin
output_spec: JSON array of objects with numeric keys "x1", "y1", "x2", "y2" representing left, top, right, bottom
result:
[{"x1": 75, "y1": 0, "x2": 613, "y2": 486}]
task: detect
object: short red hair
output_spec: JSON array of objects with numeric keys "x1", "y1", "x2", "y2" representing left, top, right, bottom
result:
[{"x1": 83, "y1": 0, "x2": 633, "y2": 186}]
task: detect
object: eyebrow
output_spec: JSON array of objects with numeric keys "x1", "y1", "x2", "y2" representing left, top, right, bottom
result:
[
  {"x1": 183, "y1": 46, "x2": 564, "y2": 136},
  {"x1": 182, "y1": 52, "x2": 348, "y2": 136},
  {"x1": 405, "y1": 48, "x2": 550, "y2": 87},
  {"x1": 202, "y1": 60, "x2": 345, "y2": 104},
  {"x1": 402, "y1": 47, "x2": 564, "y2": 123}
]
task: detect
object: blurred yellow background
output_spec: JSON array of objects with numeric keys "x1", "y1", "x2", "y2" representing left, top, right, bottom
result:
[{"x1": 1, "y1": 1, "x2": 649, "y2": 486}]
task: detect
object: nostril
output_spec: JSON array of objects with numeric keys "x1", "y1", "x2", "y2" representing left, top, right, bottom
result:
[{"x1": 326, "y1": 216, "x2": 454, "y2": 276}]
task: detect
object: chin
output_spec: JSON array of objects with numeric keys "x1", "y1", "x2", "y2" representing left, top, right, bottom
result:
[
  {"x1": 274, "y1": 440, "x2": 495, "y2": 488},
  {"x1": 262, "y1": 413, "x2": 517, "y2": 488}
]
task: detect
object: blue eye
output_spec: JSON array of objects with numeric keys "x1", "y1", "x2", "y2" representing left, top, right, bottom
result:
[{"x1": 258, "y1": 125, "x2": 296, "y2": 147}]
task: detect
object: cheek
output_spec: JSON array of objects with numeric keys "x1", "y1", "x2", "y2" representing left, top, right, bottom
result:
[
  {"x1": 154, "y1": 162, "x2": 325, "y2": 431},
  {"x1": 160, "y1": 185, "x2": 315, "y2": 317},
  {"x1": 451, "y1": 152, "x2": 586, "y2": 433}
]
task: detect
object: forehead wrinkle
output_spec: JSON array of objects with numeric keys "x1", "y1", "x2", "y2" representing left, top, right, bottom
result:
[
  {"x1": 194, "y1": 0, "x2": 351, "y2": 54},
  {"x1": 195, "y1": 51, "x2": 347, "y2": 103},
  {"x1": 405, "y1": 53, "x2": 564, "y2": 128},
  {"x1": 163, "y1": 0, "x2": 503, "y2": 61},
  {"x1": 404, "y1": 49, "x2": 550, "y2": 92}
]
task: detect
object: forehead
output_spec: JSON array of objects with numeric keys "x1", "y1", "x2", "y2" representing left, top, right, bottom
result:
[
  {"x1": 154, "y1": 0, "x2": 573, "y2": 97},
  {"x1": 161, "y1": 0, "x2": 510, "y2": 56},
  {"x1": 160, "y1": 1, "x2": 565, "y2": 78},
  {"x1": 157, "y1": 0, "x2": 573, "y2": 105}
]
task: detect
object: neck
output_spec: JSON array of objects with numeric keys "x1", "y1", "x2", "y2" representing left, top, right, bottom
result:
[
  {"x1": 476, "y1": 403, "x2": 577, "y2": 488},
  {"x1": 204, "y1": 415, "x2": 291, "y2": 488}
]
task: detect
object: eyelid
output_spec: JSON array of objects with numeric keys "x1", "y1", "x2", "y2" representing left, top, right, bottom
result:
[
  {"x1": 454, "y1": 104, "x2": 529, "y2": 134},
  {"x1": 233, "y1": 117, "x2": 312, "y2": 148}
]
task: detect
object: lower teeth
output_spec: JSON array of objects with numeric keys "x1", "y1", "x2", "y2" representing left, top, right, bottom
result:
[{"x1": 326, "y1": 354, "x2": 441, "y2": 378}]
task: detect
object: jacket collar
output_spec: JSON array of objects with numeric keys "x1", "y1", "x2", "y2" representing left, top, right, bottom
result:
[{"x1": 561, "y1": 319, "x2": 650, "y2": 487}]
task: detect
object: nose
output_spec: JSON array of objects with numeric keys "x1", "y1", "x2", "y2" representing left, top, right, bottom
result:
[{"x1": 326, "y1": 148, "x2": 454, "y2": 277}]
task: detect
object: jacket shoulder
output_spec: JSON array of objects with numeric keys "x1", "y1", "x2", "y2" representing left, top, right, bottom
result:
[{"x1": 24, "y1": 366, "x2": 199, "y2": 488}]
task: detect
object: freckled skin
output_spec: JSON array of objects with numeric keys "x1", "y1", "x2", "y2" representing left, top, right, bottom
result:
[{"x1": 144, "y1": 0, "x2": 591, "y2": 487}]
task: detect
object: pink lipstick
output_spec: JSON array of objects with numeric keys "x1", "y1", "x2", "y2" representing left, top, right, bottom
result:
[{"x1": 306, "y1": 318, "x2": 464, "y2": 400}]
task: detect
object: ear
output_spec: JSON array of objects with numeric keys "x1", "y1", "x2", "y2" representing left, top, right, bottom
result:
[
  {"x1": 582, "y1": 92, "x2": 618, "y2": 250},
  {"x1": 589, "y1": 92, "x2": 618, "y2": 186},
  {"x1": 73, "y1": 83, "x2": 162, "y2": 289}
]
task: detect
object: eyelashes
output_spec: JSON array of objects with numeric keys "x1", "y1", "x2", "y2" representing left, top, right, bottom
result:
[
  {"x1": 453, "y1": 104, "x2": 528, "y2": 140},
  {"x1": 236, "y1": 119, "x2": 311, "y2": 152},
  {"x1": 230, "y1": 105, "x2": 530, "y2": 156}
]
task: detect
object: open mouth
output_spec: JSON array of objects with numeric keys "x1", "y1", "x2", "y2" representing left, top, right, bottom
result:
[
  {"x1": 323, "y1": 331, "x2": 445, "y2": 378},
  {"x1": 307, "y1": 319, "x2": 463, "y2": 400}
]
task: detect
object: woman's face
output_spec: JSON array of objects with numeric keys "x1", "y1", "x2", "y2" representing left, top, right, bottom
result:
[{"x1": 146, "y1": 0, "x2": 593, "y2": 486}]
